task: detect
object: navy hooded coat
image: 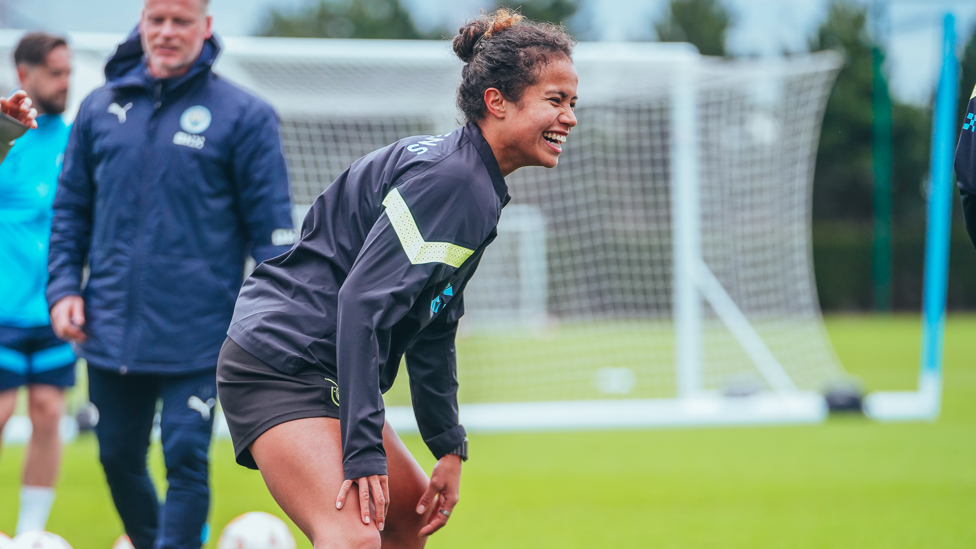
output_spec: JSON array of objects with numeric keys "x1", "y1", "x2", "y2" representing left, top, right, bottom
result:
[{"x1": 47, "y1": 31, "x2": 295, "y2": 375}]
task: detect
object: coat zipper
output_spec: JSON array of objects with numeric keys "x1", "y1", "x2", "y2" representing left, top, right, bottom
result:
[{"x1": 120, "y1": 82, "x2": 163, "y2": 372}]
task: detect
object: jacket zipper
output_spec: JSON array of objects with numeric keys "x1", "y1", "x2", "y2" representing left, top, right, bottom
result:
[{"x1": 120, "y1": 82, "x2": 163, "y2": 372}]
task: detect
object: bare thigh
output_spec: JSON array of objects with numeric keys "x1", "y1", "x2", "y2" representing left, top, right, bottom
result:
[
  {"x1": 249, "y1": 418, "x2": 432, "y2": 549},
  {"x1": 381, "y1": 425, "x2": 432, "y2": 548}
]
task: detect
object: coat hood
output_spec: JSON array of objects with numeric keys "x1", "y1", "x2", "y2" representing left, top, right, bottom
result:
[{"x1": 104, "y1": 25, "x2": 221, "y2": 83}]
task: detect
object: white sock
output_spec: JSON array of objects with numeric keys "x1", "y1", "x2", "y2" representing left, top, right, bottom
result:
[{"x1": 16, "y1": 486, "x2": 55, "y2": 535}]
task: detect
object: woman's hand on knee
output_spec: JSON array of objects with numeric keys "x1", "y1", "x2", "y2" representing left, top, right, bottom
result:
[
  {"x1": 336, "y1": 474, "x2": 390, "y2": 531},
  {"x1": 416, "y1": 454, "x2": 462, "y2": 537}
]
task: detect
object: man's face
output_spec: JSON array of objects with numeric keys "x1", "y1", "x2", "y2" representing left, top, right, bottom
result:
[
  {"x1": 140, "y1": 0, "x2": 212, "y2": 79},
  {"x1": 18, "y1": 45, "x2": 71, "y2": 116}
]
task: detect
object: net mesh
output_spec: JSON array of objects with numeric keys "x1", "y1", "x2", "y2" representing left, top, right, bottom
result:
[{"x1": 0, "y1": 36, "x2": 846, "y2": 407}]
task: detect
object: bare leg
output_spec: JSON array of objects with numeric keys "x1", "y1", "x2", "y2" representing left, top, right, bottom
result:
[
  {"x1": 250, "y1": 417, "x2": 382, "y2": 549},
  {"x1": 379, "y1": 424, "x2": 430, "y2": 549},
  {"x1": 23, "y1": 385, "x2": 64, "y2": 486},
  {"x1": 250, "y1": 419, "x2": 435, "y2": 549},
  {"x1": 0, "y1": 388, "x2": 17, "y2": 457}
]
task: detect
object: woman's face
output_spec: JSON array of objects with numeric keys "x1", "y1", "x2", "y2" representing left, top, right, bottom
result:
[{"x1": 503, "y1": 56, "x2": 578, "y2": 172}]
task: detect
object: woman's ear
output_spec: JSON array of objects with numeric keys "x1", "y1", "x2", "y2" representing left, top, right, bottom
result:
[{"x1": 484, "y1": 88, "x2": 507, "y2": 120}]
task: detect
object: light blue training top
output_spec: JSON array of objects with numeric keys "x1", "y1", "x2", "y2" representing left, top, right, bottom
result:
[{"x1": 0, "y1": 113, "x2": 71, "y2": 327}]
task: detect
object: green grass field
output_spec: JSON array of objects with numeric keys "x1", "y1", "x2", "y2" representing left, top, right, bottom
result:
[{"x1": 2, "y1": 315, "x2": 974, "y2": 548}]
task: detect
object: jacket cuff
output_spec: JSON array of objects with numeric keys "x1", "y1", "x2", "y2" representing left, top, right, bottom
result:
[
  {"x1": 47, "y1": 279, "x2": 81, "y2": 311},
  {"x1": 342, "y1": 457, "x2": 389, "y2": 480},
  {"x1": 425, "y1": 424, "x2": 467, "y2": 460},
  {"x1": 0, "y1": 111, "x2": 28, "y2": 142}
]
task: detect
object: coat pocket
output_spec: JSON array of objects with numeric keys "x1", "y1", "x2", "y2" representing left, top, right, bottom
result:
[{"x1": 135, "y1": 255, "x2": 235, "y2": 363}]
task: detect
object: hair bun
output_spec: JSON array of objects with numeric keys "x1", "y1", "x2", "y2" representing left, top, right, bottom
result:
[
  {"x1": 453, "y1": 19, "x2": 489, "y2": 63},
  {"x1": 453, "y1": 8, "x2": 526, "y2": 63}
]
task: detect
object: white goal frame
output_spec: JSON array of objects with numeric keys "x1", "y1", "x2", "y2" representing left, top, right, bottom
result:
[{"x1": 0, "y1": 32, "x2": 843, "y2": 441}]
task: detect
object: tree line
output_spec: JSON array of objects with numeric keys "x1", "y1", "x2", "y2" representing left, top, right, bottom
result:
[{"x1": 257, "y1": 0, "x2": 976, "y2": 311}]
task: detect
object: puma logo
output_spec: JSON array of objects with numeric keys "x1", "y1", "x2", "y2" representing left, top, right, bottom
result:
[
  {"x1": 108, "y1": 102, "x2": 133, "y2": 123},
  {"x1": 187, "y1": 395, "x2": 216, "y2": 421}
]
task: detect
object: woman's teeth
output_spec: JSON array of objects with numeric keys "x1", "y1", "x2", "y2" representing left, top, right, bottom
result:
[{"x1": 543, "y1": 132, "x2": 566, "y2": 144}]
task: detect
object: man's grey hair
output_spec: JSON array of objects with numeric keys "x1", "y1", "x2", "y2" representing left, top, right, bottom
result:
[{"x1": 144, "y1": 0, "x2": 210, "y2": 13}]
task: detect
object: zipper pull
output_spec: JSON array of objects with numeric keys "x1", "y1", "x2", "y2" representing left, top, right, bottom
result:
[{"x1": 154, "y1": 83, "x2": 162, "y2": 110}]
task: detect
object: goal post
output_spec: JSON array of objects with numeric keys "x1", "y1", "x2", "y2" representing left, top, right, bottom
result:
[
  {"x1": 863, "y1": 13, "x2": 957, "y2": 422},
  {"x1": 0, "y1": 32, "x2": 848, "y2": 434}
]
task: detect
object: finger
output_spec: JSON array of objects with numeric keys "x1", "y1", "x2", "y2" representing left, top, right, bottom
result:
[
  {"x1": 416, "y1": 484, "x2": 435, "y2": 514},
  {"x1": 379, "y1": 475, "x2": 390, "y2": 522},
  {"x1": 70, "y1": 301, "x2": 87, "y2": 342},
  {"x1": 418, "y1": 500, "x2": 449, "y2": 537},
  {"x1": 53, "y1": 312, "x2": 83, "y2": 342},
  {"x1": 336, "y1": 479, "x2": 353, "y2": 509},
  {"x1": 369, "y1": 476, "x2": 386, "y2": 531},
  {"x1": 21, "y1": 97, "x2": 31, "y2": 110},
  {"x1": 358, "y1": 478, "x2": 370, "y2": 524},
  {"x1": 416, "y1": 475, "x2": 443, "y2": 514},
  {"x1": 65, "y1": 324, "x2": 84, "y2": 342},
  {"x1": 3, "y1": 92, "x2": 22, "y2": 110},
  {"x1": 71, "y1": 300, "x2": 86, "y2": 328}
]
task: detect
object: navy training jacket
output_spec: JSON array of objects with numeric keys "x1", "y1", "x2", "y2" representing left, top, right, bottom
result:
[
  {"x1": 957, "y1": 82, "x2": 976, "y2": 249},
  {"x1": 47, "y1": 30, "x2": 295, "y2": 375},
  {"x1": 228, "y1": 123, "x2": 509, "y2": 479}
]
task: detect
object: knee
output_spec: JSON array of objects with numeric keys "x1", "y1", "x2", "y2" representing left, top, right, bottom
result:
[
  {"x1": 162, "y1": 431, "x2": 209, "y2": 479},
  {"x1": 314, "y1": 529, "x2": 381, "y2": 549},
  {"x1": 28, "y1": 397, "x2": 62, "y2": 436},
  {"x1": 98, "y1": 438, "x2": 144, "y2": 474},
  {"x1": 99, "y1": 445, "x2": 136, "y2": 474},
  {"x1": 381, "y1": 528, "x2": 427, "y2": 549}
]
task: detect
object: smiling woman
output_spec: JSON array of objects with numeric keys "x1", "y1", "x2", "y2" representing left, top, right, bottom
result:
[
  {"x1": 214, "y1": 8, "x2": 578, "y2": 549},
  {"x1": 454, "y1": 9, "x2": 578, "y2": 174}
]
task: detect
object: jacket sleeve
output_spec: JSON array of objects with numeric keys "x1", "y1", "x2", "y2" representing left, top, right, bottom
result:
[
  {"x1": 48, "y1": 101, "x2": 95, "y2": 308},
  {"x1": 404, "y1": 286, "x2": 473, "y2": 460},
  {"x1": 337, "y1": 214, "x2": 445, "y2": 479},
  {"x1": 956, "y1": 83, "x2": 976, "y2": 250},
  {"x1": 0, "y1": 111, "x2": 28, "y2": 165},
  {"x1": 336, "y1": 172, "x2": 494, "y2": 480},
  {"x1": 231, "y1": 100, "x2": 295, "y2": 264}
]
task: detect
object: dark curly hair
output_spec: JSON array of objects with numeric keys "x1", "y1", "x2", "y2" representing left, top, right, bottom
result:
[{"x1": 452, "y1": 8, "x2": 575, "y2": 124}]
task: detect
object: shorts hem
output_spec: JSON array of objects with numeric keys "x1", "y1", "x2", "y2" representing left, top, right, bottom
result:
[{"x1": 233, "y1": 408, "x2": 340, "y2": 470}]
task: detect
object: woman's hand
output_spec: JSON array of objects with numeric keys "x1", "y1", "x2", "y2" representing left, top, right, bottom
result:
[
  {"x1": 415, "y1": 454, "x2": 462, "y2": 537},
  {"x1": 0, "y1": 91, "x2": 38, "y2": 129},
  {"x1": 336, "y1": 474, "x2": 390, "y2": 531}
]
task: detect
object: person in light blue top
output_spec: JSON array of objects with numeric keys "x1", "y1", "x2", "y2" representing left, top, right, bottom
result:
[{"x1": 0, "y1": 31, "x2": 74, "y2": 537}]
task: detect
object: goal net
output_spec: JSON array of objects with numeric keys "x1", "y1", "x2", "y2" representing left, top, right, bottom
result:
[{"x1": 0, "y1": 33, "x2": 846, "y2": 433}]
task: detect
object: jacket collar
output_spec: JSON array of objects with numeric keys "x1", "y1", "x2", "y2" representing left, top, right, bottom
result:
[
  {"x1": 105, "y1": 25, "x2": 221, "y2": 92},
  {"x1": 464, "y1": 122, "x2": 510, "y2": 207}
]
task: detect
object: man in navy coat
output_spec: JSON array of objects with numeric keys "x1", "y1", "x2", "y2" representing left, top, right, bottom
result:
[{"x1": 47, "y1": 0, "x2": 295, "y2": 547}]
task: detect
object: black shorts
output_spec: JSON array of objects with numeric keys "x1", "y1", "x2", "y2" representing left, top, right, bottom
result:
[{"x1": 216, "y1": 337, "x2": 340, "y2": 470}]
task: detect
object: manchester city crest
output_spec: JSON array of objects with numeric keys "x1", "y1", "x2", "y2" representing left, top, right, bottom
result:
[{"x1": 179, "y1": 106, "x2": 212, "y2": 134}]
